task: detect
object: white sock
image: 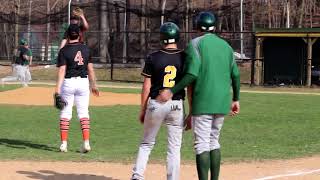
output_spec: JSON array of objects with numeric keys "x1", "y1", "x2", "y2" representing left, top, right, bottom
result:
[
  {"x1": 84, "y1": 140, "x2": 90, "y2": 145},
  {"x1": 62, "y1": 141, "x2": 67, "y2": 145}
]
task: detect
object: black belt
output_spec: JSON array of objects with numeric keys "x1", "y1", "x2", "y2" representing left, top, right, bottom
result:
[{"x1": 65, "y1": 75, "x2": 88, "y2": 79}]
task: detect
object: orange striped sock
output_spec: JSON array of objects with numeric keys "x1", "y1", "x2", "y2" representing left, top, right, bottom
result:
[
  {"x1": 80, "y1": 118, "x2": 90, "y2": 141},
  {"x1": 60, "y1": 118, "x2": 70, "y2": 141}
]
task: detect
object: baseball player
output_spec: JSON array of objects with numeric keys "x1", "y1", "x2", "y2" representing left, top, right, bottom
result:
[
  {"x1": 55, "y1": 24, "x2": 99, "y2": 153},
  {"x1": 157, "y1": 12, "x2": 240, "y2": 180},
  {"x1": 1, "y1": 38, "x2": 32, "y2": 87},
  {"x1": 59, "y1": 7, "x2": 89, "y2": 49},
  {"x1": 131, "y1": 22, "x2": 185, "y2": 180}
]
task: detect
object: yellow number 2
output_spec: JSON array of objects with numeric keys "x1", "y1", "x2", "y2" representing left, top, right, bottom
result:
[{"x1": 163, "y1": 66, "x2": 177, "y2": 88}]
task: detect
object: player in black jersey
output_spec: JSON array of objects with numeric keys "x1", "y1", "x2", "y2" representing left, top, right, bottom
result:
[
  {"x1": 55, "y1": 24, "x2": 99, "y2": 153},
  {"x1": 131, "y1": 22, "x2": 185, "y2": 180}
]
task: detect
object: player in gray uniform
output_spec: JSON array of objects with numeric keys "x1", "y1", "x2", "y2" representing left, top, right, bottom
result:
[
  {"x1": 131, "y1": 22, "x2": 185, "y2": 180},
  {"x1": 1, "y1": 38, "x2": 32, "y2": 87}
]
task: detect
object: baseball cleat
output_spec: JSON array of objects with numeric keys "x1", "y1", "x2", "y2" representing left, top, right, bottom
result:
[
  {"x1": 80, "y1": 143, "x2": 91, "y2": 153},
  {"x1": 59, "y1": 143, "x2": 68, "y2": 152}
]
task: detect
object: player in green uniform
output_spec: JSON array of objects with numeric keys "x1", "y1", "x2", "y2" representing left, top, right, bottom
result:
[{"x1": 157, "y1": 12, "x2": 240, "y2": 180}]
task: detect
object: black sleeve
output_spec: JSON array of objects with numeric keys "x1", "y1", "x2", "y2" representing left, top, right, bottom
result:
[
  {"x1": 63, "y1": 30, "x2": 68, "y2": 39},
  {"x1": 80, "y1": 25, "x2": 85, "y2": 31},
  {"x1": 141, "y1": 55, "x2": 152, "y2": 77},
  {"x1": 57, "y1": 50, "x2": 66, "y2": 67}
]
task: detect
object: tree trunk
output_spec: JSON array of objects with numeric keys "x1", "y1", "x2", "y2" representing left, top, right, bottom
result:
[
  {"x1": 99, "y1": 0, "x2": 110, "y2": 63},
  {"x1": 14, "y1": 0, "x2": 20, "y2": 48},
  {"x1": 185, "y1": 0, "x2": 190, "y2": 42},
  {"x1": 140, "y1": 0, "x2": 146, "y2": 65},
  {"x1": 4, "y1": 23, "x2": 10, "y2": 61},
  {"x1": 298, "y1": 0, "x2": 305, "y2": 28},
  {"x1": 268, "y1": 0, "x2": 272, "y2": 28},
  {"x1": 46, "y1": 0, "x2": 50, "y2": 61}
]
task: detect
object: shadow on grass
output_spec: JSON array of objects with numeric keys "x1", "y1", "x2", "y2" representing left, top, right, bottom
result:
[
  {"x1": 0, "y1": 138, "x2": 56, "y2": 151},
  {"x1": 17, "y1": 170, "x2": 119, "y2": 180}
]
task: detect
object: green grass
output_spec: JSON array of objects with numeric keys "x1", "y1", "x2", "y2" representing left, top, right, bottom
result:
[
  {"x1": 30, "y1": 67, "x2": 143, "y2": 82},
  {"x1": 0, "y1": 84, "x2": 22, "y2": 92},
  {"x1": 0, "y1": 92, "x2": 320, "y2": 162}
]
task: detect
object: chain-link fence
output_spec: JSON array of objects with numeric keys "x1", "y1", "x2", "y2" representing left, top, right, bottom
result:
[{"x1": 0, "y1": 0, "x2": 261, "y2": 84}]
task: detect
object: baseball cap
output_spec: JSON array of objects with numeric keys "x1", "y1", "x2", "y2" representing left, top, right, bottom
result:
[
  {"x1": 19, "y1": 38, "x2": 28, "y2": 45},
  {"x1": 67, "y1": 24, "x2": 80, "y2": 37}
]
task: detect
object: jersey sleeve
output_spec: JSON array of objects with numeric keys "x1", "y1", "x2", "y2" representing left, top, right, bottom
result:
[
  {"x1": 184, "y1": 40, "x2": 201, "y2": 77},
  {"x1": 141, "y1": 55, "x2": 152, "y2": 77},
  {"x1": 57, "y1": 50, "x2": 67, "y2": 67},
  {"x1": 63, "y1": 30, "x2": 68, "y2": 39},
  {"x1": 80, "y1": 24, "x2": 86, "y2": 32},
  {"x1": 26, "y1": 49, "x2": 32, "y2": 56},
  {"x1": 230, "y1": 49, "x2": 240, "y2": 101}
]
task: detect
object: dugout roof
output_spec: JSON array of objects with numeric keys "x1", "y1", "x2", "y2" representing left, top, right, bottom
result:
[{"x1": 255, "y1": 28, "x2": 320, "y2": 37}]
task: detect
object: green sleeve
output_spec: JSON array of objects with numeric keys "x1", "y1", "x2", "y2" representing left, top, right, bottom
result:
[
  {"x1": 171, "y1": 73, "x2": 197, "y2": 94},
  {"x1": 184, "y1": 41, "x2": 201, "y2": 77},
  {"x1": 27, "y1": 49, "x2": 32, "y2": 56},
  {"x1": 231, "y1": 52, "x2": 240, "y2": 101}
]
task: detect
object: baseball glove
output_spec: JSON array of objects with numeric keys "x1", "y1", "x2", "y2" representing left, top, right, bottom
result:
[
  {"x1": 54, "y1": 93, "x2": 67, "y2": 110},
  {"x1": 72, "y1": 7, "x2": 84, "y2": 17}
]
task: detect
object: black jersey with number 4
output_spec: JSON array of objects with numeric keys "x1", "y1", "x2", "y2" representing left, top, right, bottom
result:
[
  {"x1": 142, "y1": 49, "x2": 185, "y2": 100},
  {"x1": 57, "y1": 42, "x2": 92, "y2": 78}
]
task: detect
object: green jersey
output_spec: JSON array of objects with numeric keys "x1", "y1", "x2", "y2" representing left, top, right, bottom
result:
[
  {"x1": 15, "y1": 46, "x2": 32, "y2": 65},
  {"x1": 185, "y1": 33, "x2": 240, "y2": 115}
]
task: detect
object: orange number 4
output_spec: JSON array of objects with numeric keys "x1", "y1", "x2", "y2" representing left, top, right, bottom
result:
[{"x1": 74, "y1": 51, "x2": 84, "y2": 65}]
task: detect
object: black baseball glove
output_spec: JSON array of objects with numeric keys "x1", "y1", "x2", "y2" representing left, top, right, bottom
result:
[{"x1": 54, "y1": 93, "x2": 67, "y2": 110}]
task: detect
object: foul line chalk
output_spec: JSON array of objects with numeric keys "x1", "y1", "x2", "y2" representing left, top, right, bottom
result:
[{"x1": 254, "y1": 169, "x2": 320, "y2": 180}]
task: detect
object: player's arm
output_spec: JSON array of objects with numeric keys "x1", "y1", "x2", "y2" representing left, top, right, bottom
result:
[
  {"x1": 59, "y1": 39, "x2": 68, "y2": 50},
  {"x1": 139, "y1": 55, "x2": 152, "y2": 123},
  {"x1": 88, "y1": 62, "x2": 99, "y2": 96},
  {"x1": 230, "y1": 50, "x2": 240, "y2": 116},
  {"x1": 157, "y1": 42, "x2": 200, "y2": 102},
  {"x1": 27, "y1": 49, "x2": 32, "y2": 65},
  {"x1": 79, "y1": 14, "x2": 89, "y2": 31},
  {"x1": 55, "y1": 65, "x2": 66, "y2": 94},
  {"x1": 55, "y1": 50, "x2": 66, "y2": 94},
  {"x1": 140, "y1": 77, "x2": 151, "y2": 124},
  {"x1": 184, "y1": 84, "x2": 193, "y2": 130}
]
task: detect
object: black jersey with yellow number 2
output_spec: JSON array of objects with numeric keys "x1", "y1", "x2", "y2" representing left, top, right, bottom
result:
[{"x1": 141, "y1": 49, "x2": 185, "y2": 100}]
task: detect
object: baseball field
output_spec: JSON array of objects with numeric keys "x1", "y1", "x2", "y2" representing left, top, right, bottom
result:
[{"x1": 0, "y1": 79, "x2": 320, "y2": 179}]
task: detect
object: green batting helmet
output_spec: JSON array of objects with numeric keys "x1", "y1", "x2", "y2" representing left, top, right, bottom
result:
[
  {"x1": 196, "y1": 12, "x2": 216, "y2": 32},
  {"x1": 19, "y1": 38, "x2": 28, "y2": 45},
  {"x1": 160, "y1": 22, "x2": 180, "y2": 44}
]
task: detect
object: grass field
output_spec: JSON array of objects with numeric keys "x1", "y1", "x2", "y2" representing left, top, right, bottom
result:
[
  {"x1": 1, "y1": 64, "x2": 250, "y2": 83},
  {"x1": 0, "y1": 85, "x2": 319, "y2": 163}
]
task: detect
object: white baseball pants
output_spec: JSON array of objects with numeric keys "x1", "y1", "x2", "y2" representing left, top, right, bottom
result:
[
  {"x1": 192, "y1": 115, "x2": 224, "y2": 155},
  {"x1": 132, "y1": 99, "x2": 184, "y2": 180},
  {"x1": 60, "y1": 77, "x2": 90, "y2": 120}
]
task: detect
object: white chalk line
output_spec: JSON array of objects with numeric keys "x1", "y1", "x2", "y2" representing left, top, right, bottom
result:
[{"x1": 254, "y1": 168, "x2": 320, "y2": 180}]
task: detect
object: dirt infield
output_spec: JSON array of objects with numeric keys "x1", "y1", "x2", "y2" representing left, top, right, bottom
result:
[
  {"x1": 0, "y1": 87, "x2": 140, "y2": 106},
  {"x1": 0, "y1": 156, "x2": 319, "y2": 180},
  {"x1": 1, "y1": 87, "x2": 320, "y2": 179}
]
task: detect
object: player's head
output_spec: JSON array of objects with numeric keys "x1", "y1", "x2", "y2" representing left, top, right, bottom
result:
[
  {"x1": 67, "y1": 24, "x2": 80, "y2": 40},
  {"x1": 70, "y1": 15, "x2": 80, "y2": 25},
  {"x1": 196, "y1": 11, "x2": 216, "y2": 32},
  {"x1": 160, "y1": 22, "x2": 180, "y2": 45},
  {"x1": 19, "y1": 38, "x2": 28, "y2": 46}
]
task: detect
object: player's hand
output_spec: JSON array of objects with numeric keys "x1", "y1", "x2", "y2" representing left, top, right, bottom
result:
[
  {"x1": 91, "y1": 87, "x2": 100, "y2": 97},
  {"x1": 184, "y1": 114, "x2": 192, "y2": 131},
  {"x1": 156, "y1": 88, "x2": 173, "y2": 103},
  {"x1": 230, "y1": 101, "x2": 240, "y2": 116},
  {"x1": 139, "y1": 110, "x2": 146, "y2": 124}
]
